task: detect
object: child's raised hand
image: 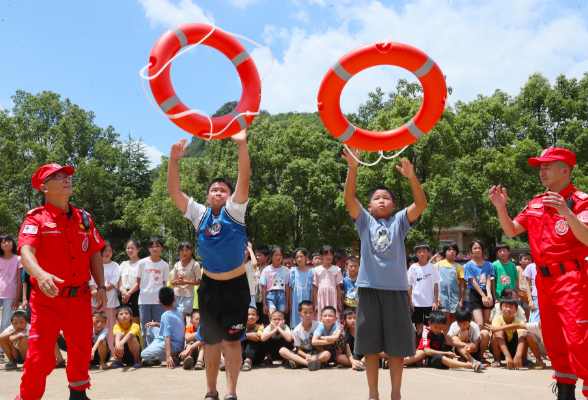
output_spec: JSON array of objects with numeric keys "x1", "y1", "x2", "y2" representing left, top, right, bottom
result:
[
  {"x1": 342, "y1": 146, "x2": 360, "y2": 168},
  {"x1": 231, "y1": 129, "x2": 247, "y2": 144},
  {"x1": 170, "y1": 138, "x2": 188, "y2": 161},
  {"x1": 396, "y1": 158, "x2": 415, "y2": 179}
]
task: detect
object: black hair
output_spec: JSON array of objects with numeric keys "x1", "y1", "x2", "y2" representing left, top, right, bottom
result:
[
  {"x1": 148, "y1": 236, "x2": 164, "y2": 248},
  {"x1": 116, "y1": 305, "x2": 133, "y2": 318},
  {"x1": 298, "y1": 300, "x2": 314, "y2": 312},
  {"x1": 334, "y1": 249, "x2": 348, "y2": 261},
  {"x1": 442, "y1": 243, "x2": 460, "y2": 257},
  {"x1": 468, "y1": 238, "x2": 486, "y2": 254},
  {"x1": 158, "y1": 286, "x2": 175, "y2": 306},
  {"x1": 282, "y1": 254, "x2": 292, "y2": 260},
  {"x1": 93, "y1": 311, "x2": 108, "y2": 320},
  {"x1": 311, "y1": 252, "x2": 321, "y2": 259},
  {"x1": 367, "y1": 185, "x2": 396, "y2": 203},
  {"x1": 500, "y1": 287, "x2": 516, "y2": 298},
  {"x1": 407, "y1": 254, "x2": 418, "y2": 264},
  {"x1": 455, "y1": 307, "x2": 472, "y2": 323},
  {"x1": 270, "y1": 246, "x2": 284, "y2": 258},
  {"x1": 207, "y1": 178, "x2": 234, "y2": 195},
  {"x1": 346, "y1": 255, "x2": 360, "y2": 265},
  {"x1": 319, "y1": 245, "x2": 334, "y2": 257},
  {"x1": 340, "y1": 307, "x2": 356, "y2": 324},
  {"x1": 248, "y1": 306, "x2": 258, "y2": 315},
  {"x1": 177, "y1": 241, "x2": 194, "y2": 252},
  {"x1": 100, "y1": 240, "x2": 113, "y2": 257},
  {"x1": 500, "y1": 296, "x2": 519, "y2": 308},
  {"x1": 255, "y1": 245, "x2": 270, "y2": 257},
  {"x1": 292, "y1": 247, "x2": 309, "y2": 259},
  {"x1": 414, "y1": 243, "x2": 431, "y2": 252},
  {"x1": 518, "y1": 251, "x2": 532, "y2": 261},
  {"x1": 190, "y1": 309, "x2": 200, "y2": 319},
  {"x1": 270, "y1": 310, "x2": 285, "y2": 319},
  {"x1": 428, "y1": 310, "x2": 447, "y2": 325},
  {"x1": 0, "y1": 234, "x2": 17, "y2": 256},
  {"x1": 321, "y1": 306, "x2": 336, "y2": 316},
  {"x1": 495, "y1": 242, "x2": 511, "y2": 252},
  {"x1": 125, "y1": 238, "x2": 141, "y2": 249},
  {"x1": 11, "y1": 310, "x2": 26, "y2": 322}
]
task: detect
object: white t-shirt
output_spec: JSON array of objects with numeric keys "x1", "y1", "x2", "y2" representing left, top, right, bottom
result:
[
  {"x1": 523, "y1": 263, "x2": 538, "y2": 297},
  {"x1": 447, "y1": 321, "x2": 481, "y2": 342},
  {"x1": 263, "y1": 324, "x2": 291, "y2": 340},
  {"x1": 90, "y1": 261, "x2": 120, "y2": 308},
  {"x1": 292, "y1": 320, "x2": 320, "y2": 350},
  {"x1": 526, "y1": 321, "x2": 543, "y2": 344},
  {"x1": 408, "y1": 263, "x2": 443, "y2": 307},
  {"x1": 3, "y1": 324, "x2": 31, "y2": 337},
  {"x1": 137, "y1": 258, "x2": 171, "y2": 305},
  {"x1": 119, "y1": 260, "x2": 140, "y2": 290},
  {"x1": 244, "y1": 260, "x2": 256, "y2": 296}
]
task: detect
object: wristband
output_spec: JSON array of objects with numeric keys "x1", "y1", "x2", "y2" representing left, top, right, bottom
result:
[{"x1": 97, "y1": 285, "x2": 107, "y2": 291}]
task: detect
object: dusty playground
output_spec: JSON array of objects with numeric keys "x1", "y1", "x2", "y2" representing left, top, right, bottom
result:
[{"x1": 1, "y1": 359, "x2": 584, "y2": 400}]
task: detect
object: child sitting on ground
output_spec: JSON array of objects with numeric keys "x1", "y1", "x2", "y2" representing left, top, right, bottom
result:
[
  {"x1": 490, "y1": 287, "x2": 526, "y2": 322},
  {"x1": 90, "y1": 311, "x2": 111, "y2": 370},
  {"x1": 279, "y1": 300, "x2": 321, "y2": 370},
  {"x1": 260, "y1": 310, "x2": 293, "y2": 366},
  {"x1": 311, "y1": 306, "x2": 347, "y2": 367},
  {"x1": 141, "y1": 287, "x2": 185, "y2": 369},
  {"x1": 341, "y1": 255, "x2": 359, "y2": 311},
  {"x1": 110, "y1": 306, "x2": 143, "y2": 368},
  {"x1": 0, "y1": 311, "x2": 29, "y2": 370},
  {"x1": 180, "y1": 309, "x2": 205, "y2": 370},
  {"x1": 240, "y1": 306, "x2": 264, "y2": 371},
  {"x1": 489, "y1": 296, "x2": 527, "y2": 370},
  {"x1": 485, "y1": 319, "x2": 546, "y2": 370},
  {"x1": 404, "y1": 310, "x2": 483, "y2": 372},
  {"x1": 338, "y1": 307, "x2": 365, "y2": 371},
  {"x1": 446, "y1": 307, "x2": 488, "y2": 366}
]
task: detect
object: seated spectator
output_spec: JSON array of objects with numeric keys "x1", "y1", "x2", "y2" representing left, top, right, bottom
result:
[
  {"x1": 180, "y1": 310, "x2": 204, "y2": 370},
  {"x1": 337, "y1": 307, "x2": 365, "y2": 371},
  {"x1": 240, "y1": 307, "x2": 264, "y2": 371},
  {"x1": 279, "y1": 300, "x2": 321, "y2": 370},
  {"x1": 446, "y1": 307, "x2": 488, "y2": 366},
  {"x1": 310, "y1": 306, "x2": 347, "y2": 368},
  {"x1": 110, "y1": 306, "x2": 143, "y2": 369},
  {"x1": 260, "y1": 310, "x2": 293, "y2": 366},
  {"x1": 404, "y1": 310, "x2": 483, "y2": 372},
  {"x1": 0, "y1": 311, "x2": 29, "y2": 370},
  {"x1": 490, "y1": 296, "x2": 527, "y2": 369},
  {"x1": 90, "y1": 311, "x2": 111, "y2": 370},
  {"x1": 490, "y1": 287, "x2": 526, "y2": 322},
  {"x1": 485, "y1": 319, "x2": 546, "y2": 370},
  {"x1": 141, "y1": 287, "x2": 185, "y2": 369}
]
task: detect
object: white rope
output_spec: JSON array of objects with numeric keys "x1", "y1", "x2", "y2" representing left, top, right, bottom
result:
[
  {"x1": 139, "y1": 24, "x2": 275, "y2": 140},
  {"x1": 344, "y1": 144, "x2": 409, "y2": 167}
]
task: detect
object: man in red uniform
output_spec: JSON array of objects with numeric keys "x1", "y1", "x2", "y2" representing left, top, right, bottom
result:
[
  {"x1": 490, "y1": 147, "x2": 588, "y2": 400},
  {"x1": 15, "y1": 163, "x2": 107, "y2": 400}
]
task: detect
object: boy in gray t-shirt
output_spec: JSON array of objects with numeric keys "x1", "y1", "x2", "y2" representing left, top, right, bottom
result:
[{"x1": 343, "y1": 147, "x2": 427, "y2": 400}]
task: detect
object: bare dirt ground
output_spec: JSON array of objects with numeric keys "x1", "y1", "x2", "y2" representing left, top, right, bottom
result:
[{"x1": 1, "y1": 359, "x2": 584, "y2": 400}]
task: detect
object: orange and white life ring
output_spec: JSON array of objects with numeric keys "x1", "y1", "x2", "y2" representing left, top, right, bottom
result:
[
  {"x1": 148, "y1": 23, "x2": 261, "y2": 139},
  {"x1": 317, "y1": 42, "x2": 447, "y2": 152}
]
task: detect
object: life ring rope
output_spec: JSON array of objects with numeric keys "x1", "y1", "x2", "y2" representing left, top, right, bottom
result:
[{"x1": 140, "y1": 24, "x2": 275, "y2": 140}]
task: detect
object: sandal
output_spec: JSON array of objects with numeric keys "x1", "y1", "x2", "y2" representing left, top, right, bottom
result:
[
  {"x1": 194, "y1": 359, "x2": 205, "y2": 370},
  {"x1": 1, "y1": 360, "x2": 17, "y2": 370},
  {"x1": 204, "y1": 392, "x2": 219, "y2": 400},
  {"x1": 224, "y1": 396, "x2": 237, "y2": 400},
  {"x1": 288, "y1": 360, "x2": 297, "y2": 369},
  {"x1": 355, "y1": 360, "x2": 365, "y2": 371},
  {"x1": 471, "y1": 361, "x2": 482, "y2": 372},
  {"x1": 260, "y1": 357, "x2": 273, "y2": 367},
  {"x1": 491, "y1": 361, "x2": 501, "y2": 368},
  {"x1": 241, "y1": 359, "x2": 252, "y2": 372},
  {"x1": 55, "y1": 360, "x2": 66, "y2": 368},
  {"x1": 183, "y1": 357, "x2": 195, "y2": 370},
  {"x1": 219, "y1": 359, "x2": 226, "y2": 371},
  {"x1": 381, "y1": 358, "x2": 389, "y2": 369},
  {"x1": 478, "y1": 356, "x2": 490, "y2": 367},
  {"x1": 109, "y1": 360, "x2": 123, "y2": 369},
  {"x1": 307, "y1": 360, "x2": 321, "y2": 371},
  {"x1": 133, "y1": 359, "x2": 143, "y2": 369}
]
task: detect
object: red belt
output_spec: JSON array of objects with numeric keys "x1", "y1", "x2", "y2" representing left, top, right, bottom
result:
[{"x1": 537, "y1": 259, "x2": 586, "y2": 277}]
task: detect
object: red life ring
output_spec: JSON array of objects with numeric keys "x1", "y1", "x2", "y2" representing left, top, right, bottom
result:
[
  {"x1": 317, "y1": 42, "x2": 447, "y2": 152},
  {"x1": 148, "y1": 23, "x2": 261, "y2": 139}
]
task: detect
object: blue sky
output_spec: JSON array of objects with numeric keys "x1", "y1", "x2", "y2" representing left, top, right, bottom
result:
[{"x1": 1, "y1": 0, "x2": 587, "y2": 168}]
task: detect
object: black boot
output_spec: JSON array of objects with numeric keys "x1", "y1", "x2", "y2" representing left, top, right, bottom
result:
[
  {"x1": 69, "y1": 387, "x2": 91, "y2": 400},
  {"x1": 551, "y1": 382, "x2": 577, "y2": 400}
]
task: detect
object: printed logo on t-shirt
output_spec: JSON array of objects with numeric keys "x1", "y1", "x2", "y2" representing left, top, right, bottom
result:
[
  {"x1": 205, "y1": 220, "x2": 222, "y2": 236},
  {"x1": 500, "y1": 275, "x2": 511, "y2": 285},
  {"x1": 273, "y1": 276, "x2": 285, "y2": 290},
  {"x1": 416, "y1": 273, "x2": 432, "y2": 282},
  {"x1": 371, "y1": 227, "x2": 391, "y2": 254},
  {"x1": 477, "y1": 273, "x2": 487, "y2": 285},
  {"x1": 346, "y1": 286, "x2": 358, "y2": 300}
]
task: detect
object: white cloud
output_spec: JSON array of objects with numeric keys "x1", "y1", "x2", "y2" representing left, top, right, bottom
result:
[
  {"x1": 141, "y1": 142, "x2": 165, "y2": 169},
  {"x1": 138, "y1": 0, "x2": 214, "y2": 28},
  {"x1": 228, "y1": 0, "x2": 261, "y2": 8},
  {"x1": 290, "y1": 10, "x2": 310, "y2": 23},
  {"x1": 251, "y1": 0, "x2": 588, "y2": 115}
]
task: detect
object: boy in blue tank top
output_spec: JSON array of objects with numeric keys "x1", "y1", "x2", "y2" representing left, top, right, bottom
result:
[{"x1": 168, "y1": 129, "x2": 250, "y2": 400}]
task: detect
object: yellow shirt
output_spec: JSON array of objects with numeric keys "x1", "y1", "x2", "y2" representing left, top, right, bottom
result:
[
  {"x1": 436, "y1": 260, "x2": 464, "y2": 281},
  {"x1": 492, "y1": 315, "x2": 526, "y2": 341},
  {"x1": 113, "y1": 322, "x2": 143, "y2": 354},
  {"x1": 246, "y1": 324, "x2": 264, "y2": 334}
]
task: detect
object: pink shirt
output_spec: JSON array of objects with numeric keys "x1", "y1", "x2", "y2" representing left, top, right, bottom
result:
[{"x1": 0, "y1": 256, "x2": 22, "y2": 299}]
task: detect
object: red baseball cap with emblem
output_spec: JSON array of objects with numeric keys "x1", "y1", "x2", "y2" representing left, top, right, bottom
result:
[
  {"x1": 31, "y1": 163, "x2": 75, "y2": 190},
  {"x1": 528, "y1": 147, "x2": 576, "y2": 168}
]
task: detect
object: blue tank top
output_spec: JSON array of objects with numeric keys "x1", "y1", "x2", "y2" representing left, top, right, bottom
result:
[{"x1": 196, "y1": 206, "x2": 247, "y2": 274}]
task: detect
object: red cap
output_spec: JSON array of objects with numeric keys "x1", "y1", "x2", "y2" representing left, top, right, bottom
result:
[
  {"x1": 31, "y1": 163, "x2": 75, "y2": 190},
  {"x1": 528, "y1": 147, "x2": 576, "y2": 168}
]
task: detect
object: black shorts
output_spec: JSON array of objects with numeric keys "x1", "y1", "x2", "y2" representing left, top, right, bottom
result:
[
  {"x1": 411, "y1": 306, "x2": 433, "y2": 325},
  {"x1": 89, "y1": 346, "x2": 111, "y2": 366},
  {"x1": 426, "y1": 354, "x2": 449, "y2": 370},
  {"x1": 121, "y1": 343, "x2": 136, "y2": 365},
  {"x1": 468, "y1": 289, "x2": 493, "y2": 311},
  {"x1": 118, "y1": 290, "x2": 140, "y2": 317},
  {"x1": 198, "y1": 273, "x2": 250, "y2": 344},
  {"x1": 256, "y1": 302, "x2": 270, "y2": 325}
]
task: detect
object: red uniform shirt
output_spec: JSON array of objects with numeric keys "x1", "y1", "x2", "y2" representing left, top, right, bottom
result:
[
  {"x1": 18, "y1": 201, "x2": 105, "y2": 289},
  {"x1": 514, "y1": 183, "x2": 588, "y2": 266}
]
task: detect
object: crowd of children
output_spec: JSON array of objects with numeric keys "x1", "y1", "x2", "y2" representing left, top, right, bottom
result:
[{"x1": 0, "y1": 231, "x2": 550, "y2": 377}]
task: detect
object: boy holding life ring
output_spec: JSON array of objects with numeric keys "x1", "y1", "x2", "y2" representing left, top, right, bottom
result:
[{"x1": 342, "y1": 147, "x2": 427, "y2": 400}]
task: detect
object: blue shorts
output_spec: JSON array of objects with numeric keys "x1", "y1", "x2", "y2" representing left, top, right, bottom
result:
[
  {"x1": 265, "y1": 290, "x2": 287, "y2": 312},
  {"x1": 175, "y1": 295, "x2": 194, "y2": 314}
]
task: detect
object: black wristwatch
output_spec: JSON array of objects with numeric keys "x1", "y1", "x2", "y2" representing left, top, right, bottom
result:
[{"x1": 97, "y1": 285, "x2": 107, "y2": 291}]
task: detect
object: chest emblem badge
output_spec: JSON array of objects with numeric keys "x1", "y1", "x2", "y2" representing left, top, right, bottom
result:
[
  {"x1": 530, "y1": 203, "x2": 542, "y2": 208},
  {"x1": 577, "y1": 211, "x2": 588, "y2": 223},
  {"x1": 555, "y1": 220, "x2": 569, "y2": 235},
  {"x1": 44, "y1": 222, "x2": 57, "y2": 228},
  {"x1": 82, "y1": 237, "x2": 89, "y2": 252}
]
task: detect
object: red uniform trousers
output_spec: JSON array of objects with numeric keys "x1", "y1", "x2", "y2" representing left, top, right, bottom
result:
[
  {"x1": 536, "y1": 266, "x2": 588, "y2": 396},
  {"x1": 19, "y1": 288, "x2": 93, "y2": 400}
]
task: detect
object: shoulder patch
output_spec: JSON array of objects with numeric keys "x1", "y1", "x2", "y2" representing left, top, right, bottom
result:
[
  {"x1": 574, "y1": 190, "x2": 588, "y2": 200},
  {"x1": 23, "y1": 225, "x2": 38, "y2": 235},
  {"x1": 577, "y1": 211, "x2": 588, "y2": 223}
]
